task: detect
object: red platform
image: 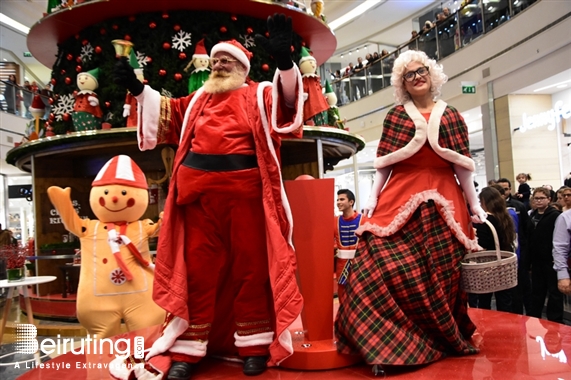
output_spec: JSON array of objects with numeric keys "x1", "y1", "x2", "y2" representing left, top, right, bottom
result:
[
  {"x1": 18, "y1": 292, "x2": 78, "y2": 321},
  {"x1": 16, "y1": 309, "x2": 571, "y2": 379}
]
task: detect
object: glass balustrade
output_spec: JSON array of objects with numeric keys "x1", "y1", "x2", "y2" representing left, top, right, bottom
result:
[{"x1": 331, "y1": 0, "x2": 538, "y2": 106}]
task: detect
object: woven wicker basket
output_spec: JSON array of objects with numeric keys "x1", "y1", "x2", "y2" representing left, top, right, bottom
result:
[{"x1": 461, "y1": 219, "x2": 518, "y2": 294}]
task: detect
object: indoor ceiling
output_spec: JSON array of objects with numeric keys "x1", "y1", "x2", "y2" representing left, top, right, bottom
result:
[{"x1": 1, "y1": 0, "x2": 446, "y2": 81}]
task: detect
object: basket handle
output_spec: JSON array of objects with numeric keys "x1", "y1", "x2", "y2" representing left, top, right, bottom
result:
[{"x1": 484, "y1": 219, "x2": 502, "y2": 261}]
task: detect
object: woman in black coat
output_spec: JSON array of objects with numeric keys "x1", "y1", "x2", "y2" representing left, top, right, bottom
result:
[{"x1": 470, "y1": 186, "x2": 516, "y2": 312}]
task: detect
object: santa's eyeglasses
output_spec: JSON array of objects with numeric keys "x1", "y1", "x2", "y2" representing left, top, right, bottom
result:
[{"x1": 210, "y1": 57, "x2": 238, "y2": 66}]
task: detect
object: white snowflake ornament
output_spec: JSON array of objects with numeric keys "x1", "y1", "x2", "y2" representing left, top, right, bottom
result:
[
  {"x1": 172, "y1": 30, "x2": 192, "y2": 52},
  {"x1": 52, "y1": 94, "x2": 75, "y2": 121},
  {"x1": 80, "y1": 43, "x2": 94, "y2": 62},
  {"x1": 135, "y1": 51, "x2": 148, "y2": 67},
  {"x1": 240, "y1": 34, "x2": 256, "y2": 49}
]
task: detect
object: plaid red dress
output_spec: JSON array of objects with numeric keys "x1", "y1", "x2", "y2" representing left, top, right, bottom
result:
[{"x1": 335, "y1": 103, "x2": 479, "y2": 365}]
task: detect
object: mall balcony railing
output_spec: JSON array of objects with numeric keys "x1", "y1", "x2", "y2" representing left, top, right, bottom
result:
[
  {"x1": 331, "y1": 0, "x2": 538, "y2": 106},
  {"x1": 1, "y1": 81, "x2": 52, "y2": 120}
]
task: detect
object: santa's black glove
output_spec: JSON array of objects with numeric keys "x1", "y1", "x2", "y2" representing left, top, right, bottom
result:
[
  {"x1": 255, "y1": 13, "x2": 293, "y2": 71},
  {"x1": 113, "y1": 57, "x2": 144, "y2": 96}
]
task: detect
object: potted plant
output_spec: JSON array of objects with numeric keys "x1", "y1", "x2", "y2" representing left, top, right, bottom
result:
[{"x1": 0, "y1": 245, "x2": 29, "y2": 282}]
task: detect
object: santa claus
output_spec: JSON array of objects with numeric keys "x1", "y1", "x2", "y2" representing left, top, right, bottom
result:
[{"x1": 112, "y1": 13, "x2": 304, "y2": 380}]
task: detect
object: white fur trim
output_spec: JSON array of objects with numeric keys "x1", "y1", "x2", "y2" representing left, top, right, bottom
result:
[
  {"x1": 337, "y1": 249, "x2": 356, "y2": 259},
  {"x1": 192, "y1": 53, "x2": 209, "y2": 59},
  {"x1": 234, "y1": 331, "x2": 274, "y2": 347},
  {"x1": 278, "y1": 329, "x2": 294, "y2": 358},
  {"x1": 278, "y1": 67, "x2": 298, "y2": 109},
  {"x1": 257, "y1": 82, "x2": 295, "y2": 248},
  {"x1": 373, "y1": 100, "x2": 475, "y2": 171},
  {"x1": 108, "y1": 355, "x2": 133, "y2": 380},
  {"x1": 136, "y1": 86, "x2": 161, "y2": 151},
  {"x1": 145, "y1": 316, "x2": 189, "y2": 360},
  {"x1": 211, "y1": 43, "x2": 250, "y2": 74},
  {"x1": 178, "y1": 87, "x2": 206, "y2": 144},
  {"x1": 356, "y1": 189, "x2": 479, "y2": 251},
  {"x1": 169, "y1": 339, "x2": 208, "y2": 357},
  {"x1": 271, "y1": 65, "x2": 304, "y2": 134}
]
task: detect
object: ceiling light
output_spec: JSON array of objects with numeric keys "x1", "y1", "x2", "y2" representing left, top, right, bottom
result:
[
  {"x1": 0, "y1": 13, "x2": 30, "y2": 35},
  {"x1": 534, "y1": 79, "x2": 571, "y2": 92},
  {"x1": 328, "y1": 0, "x2": 384, "y2": 31}
]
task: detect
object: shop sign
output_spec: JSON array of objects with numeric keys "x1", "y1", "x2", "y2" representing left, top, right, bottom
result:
[{"x1": 520, "y1": 100, "x2": 571, "y2": 133}]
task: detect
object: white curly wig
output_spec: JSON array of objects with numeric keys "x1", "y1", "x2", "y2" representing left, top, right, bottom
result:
[{"x1": 391, "y1": 50, "x2": 448, "y2": 105}]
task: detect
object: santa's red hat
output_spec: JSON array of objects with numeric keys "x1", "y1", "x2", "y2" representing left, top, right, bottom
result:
[
  {"x1": 211, "y1": 39, "x2": 252, "y2": 74},
  {"x1": 92, "y1": 155, "x2": 148, "y2": 190},
  {"x1": 193, "y1": 39, "x2": 208, "y2": 60},
  {"x1": 29, "y1": 94, "x2": 45, "y2": 117}
]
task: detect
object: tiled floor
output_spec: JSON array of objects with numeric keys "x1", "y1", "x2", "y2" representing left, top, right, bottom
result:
[{"x1": 3, "y1": 294, "x2": 571, "y2": 379}]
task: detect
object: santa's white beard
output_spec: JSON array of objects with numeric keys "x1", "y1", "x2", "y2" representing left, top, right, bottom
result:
[{"x1": 203, "y1": 67, "x2": 247, "y2": 94}]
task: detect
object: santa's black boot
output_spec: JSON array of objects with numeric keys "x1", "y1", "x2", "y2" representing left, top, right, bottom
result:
[
  {"x1": 167, "y1": 362, "x2": 194, "y2": 380},
  {"x1": 243, "y1": 356, "x2": 268, "y2": 376}
]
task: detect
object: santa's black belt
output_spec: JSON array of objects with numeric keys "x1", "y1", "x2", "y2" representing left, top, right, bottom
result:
[{"x1": 182, "y1": 151, "x2": 258, "y2": 172}]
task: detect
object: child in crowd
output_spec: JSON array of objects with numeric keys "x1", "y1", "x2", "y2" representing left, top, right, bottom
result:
[{"x1": 516, "y1": 173, "x2": 531, "y2": 210}]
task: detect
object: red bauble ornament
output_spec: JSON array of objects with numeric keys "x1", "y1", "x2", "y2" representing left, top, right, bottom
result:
[
  {"x1": 124, "y1": 35, "x2": 131, "y2": 41},
  {"x1": 63, "y1": 113, "x2": 70, "y2": 121},
  {"x1": 76, "y1": 56, "x2": 82, "y2": 63},
  {"x1": 163, "y1": 42, "x2": 171, "y2": 50},
  {"x1": 112, "y1": 24, "x2": 119, "y2": 30},
  {"x1": 60, "y1": 69, "x2": 66, "y2": 75},
  {"x1": 76, "y1": 65, "x2": 82, "y2": 72},
  {"x1": 149, "y1": 21, "x2": 157, "y2": 29},
  {"x1": 75, "y1": 34, "x2": 80, "y2": 40},
  {"x1": 159, "y1": 69, "x2": 167, "y2": 76},
  {"x1": 220, "y1": 26, "x2": 227, "y2": 33},
  {"x1": 143, "y1": 79, "x2": 149, "y2": 85},
  {"x1": 162, "y1": 12, "x2": 169, "y2": 19},
  {"x1": 95, "y1": 46, "x2": 102, "y2": 54},
  {"x1": 82, "y1": 39, "x2": 88, "y2": 46},
  {"x1": 73, "y1": 90, "x2": 78, "y2": 97},
  {"x1": 179, "y1": 52, "x2": 187, "y2": 60},
  {"x1": 49, "y1": 113, "x2": 55, "y2": 121},
  {"x1": 290, "y1": 45, "x2": 295, "y2": 52},
  {"x1": 100, "y1": 28, "x2": 106, "y2": 35},
  {"x1": 66, "y1": 53, "x2": 73, "y2": 61},
  {"x1": 262, "y1": 64, "x2": 270, "y2": 72},
  {"x1": 173, "y1": 24, "x2": 181, "y2": 32},
  {"x1": 174, "y1": 73, "x2": 182, "y2": 81},
  {"x1": 265, "y1": 31, "x2": 270, "y2": 38},
  {"x1": 146, "y1": 56, "x2": 153, "y2": 64},
  {"x1": 105, "y1": 101, "x2": 111, "y2": 108},
  {"x1": 231, "y1": 15, "x2": 237, "y2": 21},
  {"x1": 301, "y1": 41, "x2": 306, "y2": 46},
  {"x1": 246, "y1": 27, "x2": 253, "y2": 35},
  {"x1": 65, "y1": 77, "x2": 72, "y2": 85},
  {"x1": 128, "y1": 16, "x2": 136, "y2": 22},
  {"x1": 49, "y1": 98, "x2": 54, "y2": 105}
]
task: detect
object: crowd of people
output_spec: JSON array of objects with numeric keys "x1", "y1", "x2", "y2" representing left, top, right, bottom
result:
[
  {"x1": 465, "y1": 176, "x2": 571, "y2": 323},
  {"x1": 1, "y1": 75, "x2": 51, "y2": 119}
]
